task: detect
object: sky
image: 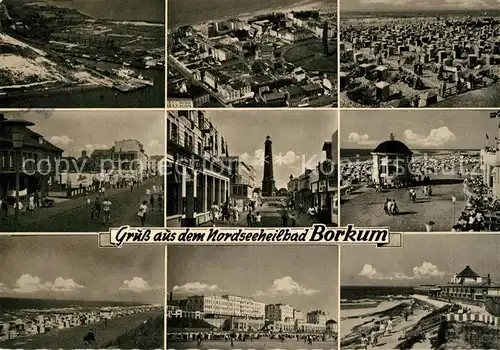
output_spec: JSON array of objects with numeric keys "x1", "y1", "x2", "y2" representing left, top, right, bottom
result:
[
  {"x1": 3, "y1": 110, "x2": 165, "y2": 158},
  {"x1": 342, "y1": 234, "x2": 500, "y2": 286},
  {"x1": 168, "y1": 245, "x2": 339, "y2": 320},
  {"x1": 207, "y1": 110, "x2": 338, "y2": 190},
  {"x1": 0, "y1": 235, "x2": 165, "y2": 303},
  {"x1": 341, "y1": 110, "x2": 500, "y2": 150},
  {"x1": 340, "y1": 0, "x2": 500, "y2": 12}
]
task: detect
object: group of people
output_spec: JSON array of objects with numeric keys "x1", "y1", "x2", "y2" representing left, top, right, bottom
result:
[
  {"x1": 383, "y1": 198, "x2": 399, "y2": 215},
  {"x1": 359, "y1": 318, "x2": 394, "y2": 349}
]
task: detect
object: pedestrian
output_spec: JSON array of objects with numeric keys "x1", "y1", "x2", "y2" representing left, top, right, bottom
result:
[
  {"x1": 290, "y1": 212, "x2": 296, "y2": 226},
  {"x1": 210, "y1": 202, "x2": 219, "y2": 227},
  {"x1": 93, "y1": 198, "x2": 101, "y2": 221},
  {"x1": 102, "y1": 198, "x2": 112, "y2": 224},
  {"x1": 246, "y1": 211, "x2": 253, "y2": 227},
  {"x1": 150, "y1": 194, "x2": 155, "y2": 211},
  {"x1": 281, "y1": 209, "x2": 288, "y2": 227},
  {"x1": 137, "y1": 200, "x2": 148, "y2": 226},
  {"x1": 255, "y1": 212, "x2": 262, "y2": 226},
  {"x1": 34, "y1": 190, "x2": 40, "y2": 208},
  {"x1": 28, "y1": 194, "x2": 35, "y2": 212},
  {"x1": 158, "y1": 193, "x2": 163, "y2": 209}
]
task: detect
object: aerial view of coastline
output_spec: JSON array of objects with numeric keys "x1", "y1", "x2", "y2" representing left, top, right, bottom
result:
[
  {"x1": 0, "y1": 235, "x2": 164, "y2": 349},
  {"x1": 0, "y1": 0, "x2": 165, "y2": 108},
  {"x1": 341, "y1": 235, "x2": 500, "y2": 349},
  {"x1": 340, "y1": 109, "x2": 500, "y2": 232},
  {"x1": 339, "y1": 0, "x2": 500, "y2": 108},
  {"x1": 167, "y1": 0, "x2": 337, "y2": 108}
]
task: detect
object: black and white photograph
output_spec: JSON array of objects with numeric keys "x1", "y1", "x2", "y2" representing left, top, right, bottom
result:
[
  {"x1": 167, "y1": 110, "x2": 338, "y2": 228},
  {"x1": 0, "y1": 235, "x2": 165, "y2": 349},
  {"x1": 167, "y1": 245, "x2": 338, "y2": 349},
  {"x1": 0, "y1": 0, "x2": 165, "y2": 108},
  {"x1": 339, "y1": 0, "x2": 500, "y2": 108},
  {"x1": 340, "y1": 109, "x2": 500, "y2": 232},
  {"x1": 167, "y1": 0, "x2": 337, "y2": 108},
  {"x1": 341, "y1": 234, "x2": 500, "y2": 350},
  {"x1": 0, "y1": 110, "x2": 165, "y2": 232}
]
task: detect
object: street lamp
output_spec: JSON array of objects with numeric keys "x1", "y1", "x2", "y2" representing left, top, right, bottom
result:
[
  {"x1": 452, "y1": 195, "x2": 457, "y2": 227},
  {"x1": 2, "y1": 118, "x2": 35, "y2": 232}
]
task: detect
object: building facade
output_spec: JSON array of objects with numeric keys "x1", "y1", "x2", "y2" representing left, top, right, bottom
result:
[
  {"x1": 91, "y1": 139, "x2": 149, "y2": 180},
  {"x1": 223, "y1": 156, "x2": 256, "y2": 207},
  {"x1": 371, "y1": 134, "x2": 413, "y2": 186},
  {"x1": 0, "y1": 113, "x2": 63, "y2": 199},
  {"x1": 184, "y1": 295, "x2": 265, "y2": 319},
  {"x1": 265, "y1": 304, "x2": 294, "y2": 322},
  {"x1": 428, "y1": 266, "x2": 500, "y2": 301},
  {"x1": 167, "y1": 110, "x2": 232, "y2": 227}
]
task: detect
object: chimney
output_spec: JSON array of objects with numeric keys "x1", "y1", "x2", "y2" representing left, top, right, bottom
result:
[
  {"x1": 169, "y1": 292, "x2": 173, "y2": 301},
  {"x1": 81, "y1": 150, "x2": 87, "y2": 158},
  {"x1": 488, "y1": 274, "x2": 491, "y2": 285}
]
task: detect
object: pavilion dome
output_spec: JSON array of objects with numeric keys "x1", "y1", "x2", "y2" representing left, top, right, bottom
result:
[{"x1": 372, "y1": 134, "x2": 412, "y2": 155}]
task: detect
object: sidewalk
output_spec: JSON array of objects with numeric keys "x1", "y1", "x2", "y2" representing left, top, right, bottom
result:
[{"x1": 0, "y1": 177, "x2": 162, "y2": 231}]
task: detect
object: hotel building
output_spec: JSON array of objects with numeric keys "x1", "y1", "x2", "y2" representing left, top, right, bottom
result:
[{"x1": 166, "y1": 110, "x2": 232, "y2": 227}]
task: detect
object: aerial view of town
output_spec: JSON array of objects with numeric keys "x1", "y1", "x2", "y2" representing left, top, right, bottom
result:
[
  {"x1": 167, "y1": 245, "x2": 338, "y2": 349},
  {"x1": 167, "y1": 0, "x2": 337, "y2": 108},
  {"x1": 0, "y1": 235, "x2": 164, "y2": 349},
  {"x1": 340, "y1": 109, "x2": 500, "y2": 232},
  {"x1": 341, "y1": 235, "x2": 500, "y2": 349},
  {"x1": 339, "y1": 8, "x2": 500, "y2": 108},
  {"x1": 0, "y1": 0, "x2": 165, "y2": 108}
]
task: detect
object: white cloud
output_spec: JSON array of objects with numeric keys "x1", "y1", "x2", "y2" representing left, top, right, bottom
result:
[
  {"x1": 119, "y1": 277, "x2": 157, "y2": 293},
  {"x1": 254, "y1": 276, "x2": 319, "y2": 297},
  {"x1": 359, "y1": 262, "x2": 447, "y2": 281},
  {"x1": 13, "y1": 274, "x2": 85, "y2": 293},
  {"x1": 84, "y1": 144, "x2": 109, "y2": 153},
  {"x1": 149, "y1": 139, "x2": 163, "y2": 150},
  {"x1": 49, "y1": 135, "x2": 74, "y2": 147},
  {"x1": 347, "y1": 132, "x2": 378, "y2": 146},
  {"x1": 172, "y1": 282, "x2": 219, "y2": 294},
  {"x1": 274, "y1": 151, "x2": 301, "y2": 166},
  {"x1": 403, "y1": 127, "x2": 456, "y2": 147},
  {"x1": 0, "y1": 282, "x2": 8, "y2": 293},
  {"x1": 240, "y1": 149, "x2": 266, "y2": 167}
]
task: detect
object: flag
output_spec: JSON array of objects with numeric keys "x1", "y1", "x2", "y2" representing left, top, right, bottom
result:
[
  {"x1": 225, "y1": 141, "x2": 229, "y2": 156},
  {"x1": 486, "y1": 133, "x2": 489, "y2": 140},
  {"x1": 490, "y1": 111, "x2": 500, "y2": 118}
]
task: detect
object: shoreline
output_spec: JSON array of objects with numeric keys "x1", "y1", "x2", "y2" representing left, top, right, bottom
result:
[{"x1": 168, "y1": 0, "x2": 332, "y2": 30}]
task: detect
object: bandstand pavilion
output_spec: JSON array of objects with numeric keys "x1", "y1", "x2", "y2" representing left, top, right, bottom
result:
[{"x1": 371, "y1": 134, "x2": 413, "y2": 186}]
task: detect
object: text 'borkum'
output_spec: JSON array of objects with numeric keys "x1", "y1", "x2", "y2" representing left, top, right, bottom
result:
[{"x1": 108, "y1": 225, "x2": 389, "y2": 246}]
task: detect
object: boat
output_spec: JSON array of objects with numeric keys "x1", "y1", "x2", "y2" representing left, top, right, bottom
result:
[{"x1": 137, "y1": 73, "x2": 154, "y2": 86}]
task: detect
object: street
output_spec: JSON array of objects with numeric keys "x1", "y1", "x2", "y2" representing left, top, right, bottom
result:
[
  {"x1": 167, "y1": 339, "x2": 337, "y2": 350},
  {"x1": 340, "y1": 176, "x2": 465, "y2": 231},
  {"x1": 0, "y1": 177, "x2": 164, "y2": 232},
  {"x1": 0, "y1": 311, "x2": 162, "y2": 349},
  {"x1": 200, "y1": 202, "x2": 313, "y2": 227}
]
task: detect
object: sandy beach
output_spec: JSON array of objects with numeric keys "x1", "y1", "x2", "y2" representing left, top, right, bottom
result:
[{"x1": 340, "y1": 298, "x2": 437, "y2": 349}]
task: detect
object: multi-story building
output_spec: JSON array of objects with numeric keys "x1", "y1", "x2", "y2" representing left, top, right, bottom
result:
[
  {"x1": 0, "y1": 113, "x2": 63, "y2": 199},
  {"x1": 426, "y1": 265, "x2": 500, "y2": 301},
  {"x1": 293, "y1": 309, "x2": 304, "y2": 321},
  {"x1": 91, "y1": 139, "x2": 149, "y2": 179},
  {"x1": 223, "y1": 156, "x2": 256, "y2": 207},
  {"x1": 310, "y1": 132, "x2": 338, "y2": 224},
  {"x1": 184, "y1": 295, "x2": 265, "y2": 318},
  {"x1": 167, "y1": 110, "x2": 232, "y2": 226},
  {"x1": 265, "y1": 304, "x2": 294, "y2": 322},
  {"x1": 307, "y1": 310, "x2": 329, "y2": 326}
]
